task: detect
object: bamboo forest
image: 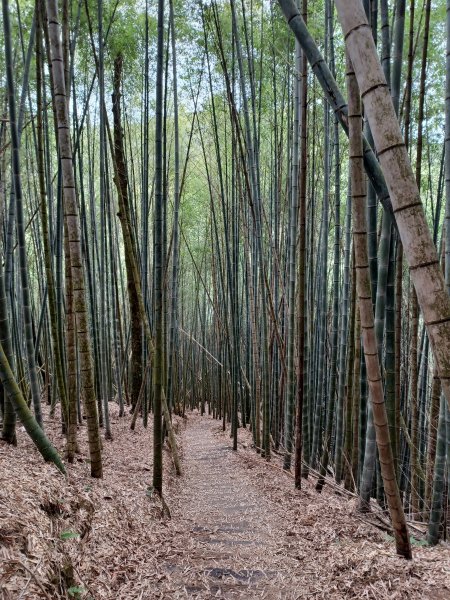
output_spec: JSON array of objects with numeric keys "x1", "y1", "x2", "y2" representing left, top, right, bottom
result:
[{"x1": 2, "y1": 0, "x2": 450, "y2": 597}]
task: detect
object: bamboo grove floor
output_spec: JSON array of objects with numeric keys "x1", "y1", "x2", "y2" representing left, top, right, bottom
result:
[{"x1": 1, "y1": 405, "x2": 450, "y2": 599}]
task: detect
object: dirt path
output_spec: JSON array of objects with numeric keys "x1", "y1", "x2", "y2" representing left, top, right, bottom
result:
[
  {"x1": 157, "y1": 415, "x2": 296, "y2": 598},
  {"x1": 146, "y1": 414, "x2": 450, "y2": 599}
]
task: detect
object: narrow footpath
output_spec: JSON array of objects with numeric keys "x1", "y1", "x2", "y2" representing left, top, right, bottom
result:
[
  {"x1": 146, "y1": 414, "x2": 450, "y2": 599},
  {"x1": 159, "y1": 415, "x2": 297, "y2": 597}
]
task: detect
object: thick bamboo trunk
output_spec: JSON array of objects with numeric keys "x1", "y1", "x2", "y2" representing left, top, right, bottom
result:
[
  {"x1": 47, "y1": 0, "x2": 103, "y2": 478},
  {"x1": 409, "y1": 287, "x2": 419, "y2": 516},
  {"x1": 283, "y1": 24, "x2": 301, "y2": 471},
  {"x1": 36, "y1": 7, "x2": 69, "y2": 433},
  {"x1": 111, "y1": 54, "x2": 143, "y2": 411},
  {"x1": 64, "y1": 220, "x2": 78, "y2": 462},
  {"x1": 424, "y1": 371, "x2": 441, "y2": 517},
  {"x1": 294, "y1": 0, "x2": 308, "y2": 488},
  {"x1": 346, "y1": 51, "x2": 412, "y2": 559},
  {"x1": 335, "y1": 0, "x2": 450, "y2": 416},
  {"x1": 153, "y1": 0, "x2": 165, "y2": 495},
  {"x1": 167, "y1": 0, "x2": 181, "y2": 416},
  {"x1": 351, "y1": 304, "x2": 361, "y2": 487}
]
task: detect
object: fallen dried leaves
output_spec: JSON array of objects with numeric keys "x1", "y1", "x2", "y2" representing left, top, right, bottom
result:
[
  {"x1": 1, "y1": 409, "x2": 449, "y2": 599},
  {"x1": 0, "y1": 404, "x2": 181, "y2": 599}
]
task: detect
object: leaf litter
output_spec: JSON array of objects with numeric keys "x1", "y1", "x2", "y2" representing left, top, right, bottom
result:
[{"x1": 0, "y1": 407, "x2": 449, "y2": 599}]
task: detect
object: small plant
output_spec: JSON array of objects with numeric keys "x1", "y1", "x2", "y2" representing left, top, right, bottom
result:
[
  {"x1": 410, "y1": 536, "x2": 428, "y2": 547},
  {"x1": 60, "y1": 531, "x2": 80, "y2": 540},
  {"x1": 68, "y1": 585, "x2": 86, "y2": 598}
]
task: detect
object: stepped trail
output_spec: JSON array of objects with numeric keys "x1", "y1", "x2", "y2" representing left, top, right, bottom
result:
[{"x1": 145, "y1": 414, "x2": 450, "y2": 599}]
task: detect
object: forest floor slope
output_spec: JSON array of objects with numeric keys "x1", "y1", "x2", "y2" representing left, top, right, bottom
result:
[{"x1": 1, "y1": 408, "x2": 450, "y2": 599}]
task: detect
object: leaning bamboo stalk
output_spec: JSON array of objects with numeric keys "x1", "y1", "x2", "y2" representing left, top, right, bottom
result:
[
  {"x1": 0, "y1": 338, "x2": 66, "y2": 473},
  {"x1": 111, "y1": 53, "x2": 143, "y2": 411},
  {"x1": 82, "y1": 26, "x2": 183, "y2": 473},
  {"x1": 106, "y1": 64, "x2": 181, "y2": 480},
  {"x1": 335, "y1": 0, "x2": 450, "y2": 416},
  {"x1": 130, "y1": 362, "x2": 151, "y2": 431},
  {"x1": 346, "y1": 52, "x2": 412, "y2": 559},
  {"x1": 277, "y1": 0, "x2": 392, "y2": 217}
]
